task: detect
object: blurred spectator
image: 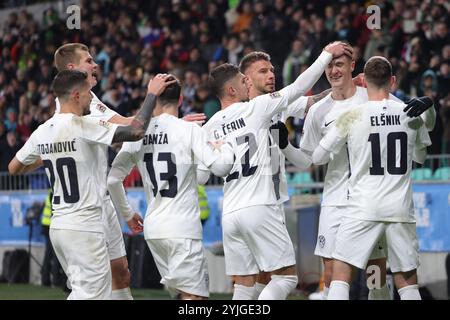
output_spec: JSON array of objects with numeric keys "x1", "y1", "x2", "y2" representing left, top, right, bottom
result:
[
  {"x1": 0, "y1": 131, "x2": 21, "y2": 172},
  {"x1": 0, "y1": 0, "x2": 449, "y2": 183},
  {"x1": 283, "y1": 39, "x2": 311, "y2": 86},
  {"x1": 4, "y1": 108, "x2": 17, "y2": 132}
]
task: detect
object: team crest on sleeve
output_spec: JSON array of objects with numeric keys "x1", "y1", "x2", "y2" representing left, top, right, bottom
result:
[
  {"x1": 270, "y1": 91, "x2": 281, "y2": 99},
  {"x1": 98, "y1": 120, "x2": 111, "y2": 128},
  {"x1": 96, "y1": 103, "x2": 107, "y2": 113}
]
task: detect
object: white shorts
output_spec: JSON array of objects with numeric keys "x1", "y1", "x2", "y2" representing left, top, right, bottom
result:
[
  {"x1": 50, "y1": 228, "x2": 112, "y2": 300},
  {"x1": 333, "y1": 216, "x2": 419, "y2": 273},
  {"x1": 314, "y1": 206, "x2": 386, "y2": 261},
  {"x1": 146, "y1": 238, "x2": 209, "y2": 298},
  {"x1": 102, "y1": 198, "x2": 127, "y2": 261},
  {"x1": 222, "y1": 205, "x2": 296, "y2": 276}
]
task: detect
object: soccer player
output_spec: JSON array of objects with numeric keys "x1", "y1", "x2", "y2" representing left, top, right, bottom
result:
[
  {"x1": 279, "y1": 47, "x2": 435, "y2": 300},
  {"x1": 202, "y1": 41, "x2": 352, "y2": 300},
  {"x1": 106, "y1": 75, "x2": 234, "y2": 300},
  {"x1": 238, "y1": 51, "x2": 332, "y2": 298},
  {"x1": 312, "y1": 56, "x2": 430, "y2": 300},
  {"x1": 8, "y1": 70, "x2": 173, "y2": 299},
  {"x1": 53, "y1": 43, "x2": 206, "y2": 299}
]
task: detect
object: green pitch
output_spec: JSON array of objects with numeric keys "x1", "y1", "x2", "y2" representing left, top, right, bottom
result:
[{"x1": 0, "y1": 284, "x2": 306, "y2": 300}]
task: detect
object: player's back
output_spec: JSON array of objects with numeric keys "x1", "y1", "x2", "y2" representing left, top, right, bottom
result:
[
  {"x1": 30, "y1": 113, "x2": 114, "y2": 232},
  {"x1": 57, "y1": 92, "x2": 116, "y2": 201},
  {"x1": 204, "y1": 98, "x2": 281, "y2": 214},
  {"x1": 131, "y1": 114, "x2": 210, "y2": 240},
  {"x1": 344, "y1": 99, "x2": 431, "y2": 222}
]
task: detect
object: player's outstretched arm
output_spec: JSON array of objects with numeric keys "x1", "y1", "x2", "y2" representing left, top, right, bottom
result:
[
  {"x1": 280, "y1": 42, "x2": 353, "y2": 105},
  {"x1": 107, "y1": 149, "x2": 138, "y2": 224},
  {"x1": 269, "y1": 121, "x2": 312, "y2": 168},
  {"x1": 112, "y1": 74, "x2": 176, "y2": 143},
  {"x1": 207, "y1": 141, "x2": 234, "y2": 177},
  {"x1": 312, "y1": 113, "x2": 351, "y2": 165},
  {"x1": 312, "y1": 145, "x2": 331, "y2": 165}
]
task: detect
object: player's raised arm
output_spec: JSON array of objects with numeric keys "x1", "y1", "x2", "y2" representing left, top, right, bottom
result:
[
  {"x1": 112, "y1": 74, "x2": 176, "y2": 143},
  {"x1": 279, "y1": 42, "x2": 353, "y2": 105},
  {"x1": 269, "y1": 121, "x2": 312, "y2": 169}
]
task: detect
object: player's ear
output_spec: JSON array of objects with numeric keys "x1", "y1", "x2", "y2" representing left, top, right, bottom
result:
[
  {"x1": 72, "y1": 89, "x2": 80, "y2": 102},
  {"x1": 67, "y1": 63, "x2": 75, "y2": 70},
  {"x1": 228, "y1": 85, "x2": 236, "y2": 97},
  {"x1": 390, "y1": 76, "x2": 397, "y2": 91},
  {"x1": 177, "y1": 94, "x2": 183, "y2": 108},
  {"x1": 351, "y1": 60, "x2": 355, "y2": 72}
]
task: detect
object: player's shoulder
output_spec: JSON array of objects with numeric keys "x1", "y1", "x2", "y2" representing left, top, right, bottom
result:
[
  {"x1": 89, "y1": 92, "x2": 110, "y2": 114},
  {"x1": 306, "y1": 94, "x2": 333, "y2": 120},
  {"x1": 355, "y1": 86, "x2": 369, "y2": 98},
  {"x1": 387, "y1": 99, "x2": 406, "y2": 109},
  {"x1": 204, "y1": 108, "x2": 226, "y2": 128}
]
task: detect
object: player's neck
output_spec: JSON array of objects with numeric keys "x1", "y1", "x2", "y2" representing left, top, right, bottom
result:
[
  {"x1": 60, "y1": 102, "x2": 82, "y2": 116},
  {"x1": 367, "y1": 88, "x2": 390, "y2": 101},
  {"x1": 248, "y1": 88, "x2": 263, "y2": 100},
  {"x1": 220, "y1": 97, "x2": 241, "y2": 110},
  {"x1": 331, "y1": 83, "x2": 356, "y2": 101}
]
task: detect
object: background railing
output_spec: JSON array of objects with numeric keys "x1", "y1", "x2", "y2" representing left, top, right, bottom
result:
[{"x1": 1, "y1": 154, "x2": 450, "y2": 191}]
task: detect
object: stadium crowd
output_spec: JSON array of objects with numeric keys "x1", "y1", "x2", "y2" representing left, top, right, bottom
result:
[{"x1": 0, "y1": 0, "x2": 449, "y2": 185}]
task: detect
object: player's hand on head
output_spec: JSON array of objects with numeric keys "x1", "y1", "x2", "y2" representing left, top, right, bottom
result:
[
  {"x1": 269, "y1": 121, "x2": 289, "y2": 149},
  {"x1": 127, "y1": 213, "x2": 144, "y2": 234},
  {"x1": 403, "y1": 96, "x2": 434, "y2": 118},
  {"x1": 352, "y1": 73, "x2": 366, "y2": 87},
  {"x1": 147, "y1": 74, "x2": 177, "y2": 96},
  {"x1": 324, "y1": 41, "x2": 353, "y2": 59},
  {"x1": 183, "y1": 113, "x2": 206, "y2": 126}
]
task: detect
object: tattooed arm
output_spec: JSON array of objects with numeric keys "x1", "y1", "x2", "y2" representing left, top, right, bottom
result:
[{"x1": 112, "y1": 74, "x2": 176, "y2": 143}]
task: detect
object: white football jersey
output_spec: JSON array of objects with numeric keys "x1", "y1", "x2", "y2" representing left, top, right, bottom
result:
[
  {"x1": 300, "y1": 86, "x2": 400, "y2": 206},
  {"x1": 16, "y1": 113, "x2": 119, "y2": 232},
  {"x1": 113, "y1": 113, "x2": 220, "y2": 240},
  {"x1": 320, "y1": 99, "x2": 431, "y2": 222},
  {"x1": 203, "y1": 91, "x2": 291, "y2": 214},
  {"x1": 56, "y1": 92, "x2": 118, "y2": 201},
  {"x1": 270, "y1": 96, "x2": 308, "y2": 204}
]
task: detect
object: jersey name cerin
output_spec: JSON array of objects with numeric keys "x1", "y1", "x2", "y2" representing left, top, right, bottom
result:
[
  {"x1": 214, "y1": 118, "x2": 246, "y2": 139},
  {"x1": 37, "y1": 140, "x2": 77, "y2": 154},
  {"x1": 370, "y1": 114, "x2": 401, "y2": 127},
  {"x1": 143, "y1": 133, "x2": 169, "y2": 145}
]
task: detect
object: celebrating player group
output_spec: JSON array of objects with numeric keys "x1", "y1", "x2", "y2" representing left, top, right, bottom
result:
[{"x1": 8, "y1": 40, "x2": 435, "y2": 300}]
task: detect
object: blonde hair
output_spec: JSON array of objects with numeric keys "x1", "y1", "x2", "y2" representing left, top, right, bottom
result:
[{"x1": 54, "y1": 43, "x2": 89, "y2": 71}]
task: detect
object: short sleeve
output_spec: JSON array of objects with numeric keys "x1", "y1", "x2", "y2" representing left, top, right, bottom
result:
[
  {"x1": 300, "y1": 109, "x2": 322, "y2": 153},
  {"x1": 79, "y1": 116, "x2": 118, "y2": 146},
  {"x1": 86, "y1": 92, "x2": 118, "y2": 121},
  {"x1": 416, "y1": 124, "x2": 432, "y2": 150},
  {"x1": 16, "y1": 131, "x2": 40, "y2": 165}
]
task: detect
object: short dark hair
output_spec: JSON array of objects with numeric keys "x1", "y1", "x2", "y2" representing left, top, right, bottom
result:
[
  {"x1": 239, "y1": 51, "x2": 271, "y2": 74},
  {"x1": 51, "y1": 70, "x2": 89, "y2": 101},
  {"x1": 158, "y1": 75, "x2": 181, "y2": 106},
  {"x1": 364, "y1": 56, "x2": 392, "y2": 88},
  {"x1": 54, "y1": 43, "x2": 89, "y2": 71},
  {"x1": 208, "y1": 63, "x2": 240, "y2": 99}
]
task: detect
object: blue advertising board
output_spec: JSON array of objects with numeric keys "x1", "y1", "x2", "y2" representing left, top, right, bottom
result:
[{"x1": 1, "y1": 184, "x2": 449, "y2": 251}]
